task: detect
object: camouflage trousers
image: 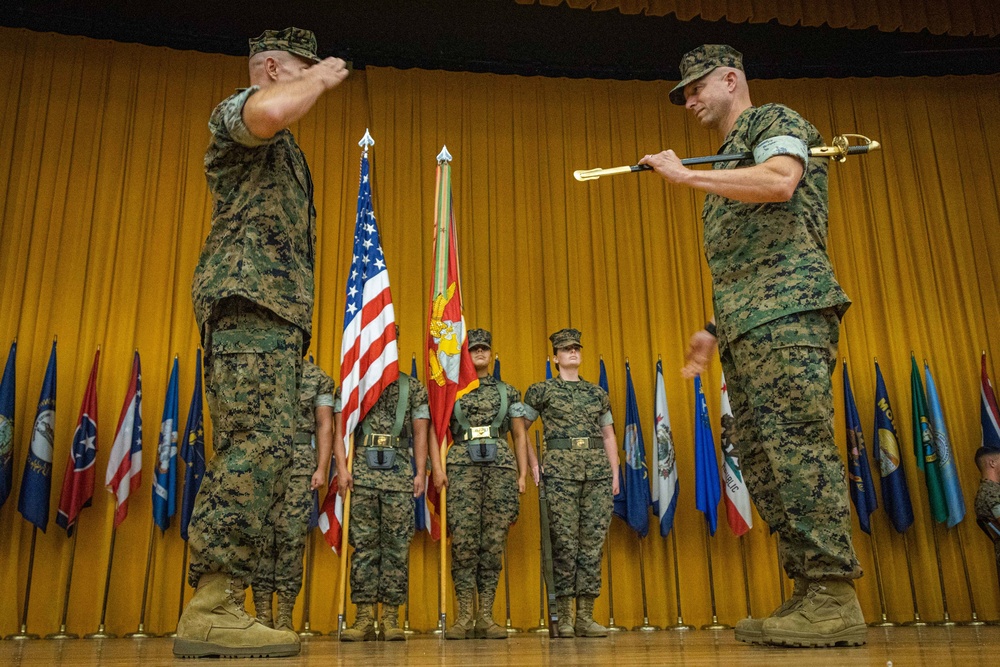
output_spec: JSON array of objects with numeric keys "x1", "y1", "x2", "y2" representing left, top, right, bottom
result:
[
  {"x1": 719, "y1": 308, "x2": 861, "y2": 581},
  {"x1": 545, "y1": 475, "x2": 613, "y2": 597},
  {"x1": 349, "y1": 485, "x2": 415, "y2": 605},
  {"x1": 252, "y1": 440, "x2": 316, "y2": 599},
  {"x1": 187, "y1": 298, "x2": 303, "y2": 587},
  {"x1": 447, "y1": 464, "x2": 520, "y2": 596}
]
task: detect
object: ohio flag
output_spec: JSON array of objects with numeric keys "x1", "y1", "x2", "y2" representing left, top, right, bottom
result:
[{"x1": 106, "y1": 351, "x2": 142, "y2": 528}]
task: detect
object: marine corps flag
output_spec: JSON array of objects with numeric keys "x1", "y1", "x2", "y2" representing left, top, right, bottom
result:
[{"x1": 425, "y1": 146, "x2": 479, "y2": 541}]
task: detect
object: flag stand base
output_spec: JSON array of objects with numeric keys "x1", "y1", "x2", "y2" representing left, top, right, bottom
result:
[
  {"x1": 901, "y1": 618, "x2": 930, "y2": 627},
  {"x1": 666, "y1": 619, "x2": 694, "y2": 631},
  {"x1": 44, "y1": 626, "x2": 79, "y2": 640},
  {"x1": 868, "y1": 615, "x2": 898, "y2": 628},
  {"x1": 83, "y1": 625, "x2": 117, "y2": 639},
  {"x1": 700, "y1": 617, "x2": 732, "y2": 631},
  {"x1": 161, "y1": 631, "x2": 178, "y2": 638},
  {"x1": 5, "y1": 627, "x2": 39, "y2": 640},
  {"x1": 632, "y1": 620, "x2": 661, "y2": 632},
  {"x1": 298, "y1": 621, "x2": 323, "y2": 638},
  {"x1": 124, "y1": 624, "x2": 159, "y2": 638}
]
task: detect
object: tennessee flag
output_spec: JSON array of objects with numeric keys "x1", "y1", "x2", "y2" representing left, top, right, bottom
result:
[{"x1": 425, "y1": 146, "x2": 479, "y2": 540}]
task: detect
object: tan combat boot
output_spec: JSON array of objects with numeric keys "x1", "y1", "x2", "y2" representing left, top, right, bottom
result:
[
  {"x1": 555, "y1": 596, "x2": 575, "y2": 638},
  {"x1": 761, "y1": 579, "x2": 867, "y2": 648},
  {"x1": 275, "y1": 597, "x2": 295, "y2": 633},
  {"x1": 574, "y1": 595, "x2": 608, "y2": 638},
  {"x1": 380, "y1": 605, "x2": 406, "y2": 641},
  {"x1": 252, "y1": 590, "x2": 273, "y2": 629},
  {"x1": 445, "y1": 591, "x2": 476, "y2": 640},
  {"x1": 173, "y1": 573, "x2": 300, "y2": 658},
  {"x1": 735, "y1": 578, "x2": 807, "y2": 645},
  {"x1": 340, "y1": 603, "x2": 377, "y2": 642},
  {"x1": 474, "y1": 589, "x2": 508, "y2": 639}
]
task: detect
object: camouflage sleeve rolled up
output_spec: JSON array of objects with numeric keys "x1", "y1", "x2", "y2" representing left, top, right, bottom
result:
[
  {"x1": 408, "y1": 376, "x2": 430, "y2": 422},
  {"x1": 702, "y1": 103, "x2": 850, "y2": 341},
  {"x1": 215, "y1": 86, "x2": 274, "y2": 148},
  {"x1": 333, "y1": 386, "x2": 342, "y2": 414}
]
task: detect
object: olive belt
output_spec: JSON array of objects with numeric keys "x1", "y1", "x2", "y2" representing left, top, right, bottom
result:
[{"x1": 546, "y1": 437, "x2": 603, "y2": 450}]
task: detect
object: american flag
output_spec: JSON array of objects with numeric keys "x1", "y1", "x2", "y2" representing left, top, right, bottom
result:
[
  {"x1": 319, "y1": 146, "x2": 398, "y2": 552},
  {"x1": 106, "y1": 350, "x2": 142, "y2": 528}
]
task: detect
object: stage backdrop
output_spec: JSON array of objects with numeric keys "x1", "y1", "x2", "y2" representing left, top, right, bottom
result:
[{"x1": 1, "y1": 26, "x2": 999, "y2": 635}]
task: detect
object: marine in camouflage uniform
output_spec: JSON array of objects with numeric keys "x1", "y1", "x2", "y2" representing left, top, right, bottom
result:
[
  {"x1": 253, "y1": 361, "x2": 335, "y2": 631},
  {"x1": 441, "y1": 329, "x2": 529, "y2": 640},
  {"x1": 333, "y1": 373, "x2": 430, "y2": 641},
  {"x1": 974, "y1": 448, "x2": 1000, "y2": 573},
  {"x1": 642, "y1": 44, "x2": 865, "y2": 647},
  {"x1": 175, "y1": 27, "x2": 348, "y2": 659},
  {"x1": 521, "y1": 328, "x2": 620, "y2": 638}
]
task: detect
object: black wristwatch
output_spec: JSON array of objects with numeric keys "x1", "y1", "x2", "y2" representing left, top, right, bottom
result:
[{"x1": 704, "y1": 321, "x2": 717, "y2": 338}]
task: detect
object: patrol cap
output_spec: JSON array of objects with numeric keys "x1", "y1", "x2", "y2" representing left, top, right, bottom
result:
[
  {"x1": 249, "y1": 27, "x2": 321, "y2": 64},
  {"x1": 550, "y1": 328, "x2": 582, "y2": 351},
  {"x1": 468, "y1": 328, "x2": 492, "y2": 350},
  {"x1": 669, "y1": 44, "x2": 744, "y2": 106}
]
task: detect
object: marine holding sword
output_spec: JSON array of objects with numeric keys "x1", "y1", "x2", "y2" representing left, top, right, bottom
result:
[{"x1": 640, "y1": 45, "x2": 867, "y2": 648}]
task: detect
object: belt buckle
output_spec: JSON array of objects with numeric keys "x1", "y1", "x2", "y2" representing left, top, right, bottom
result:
[
  {"x1": 570, "y1": 437, "x2": 588, "y2": 450},
  {"x1": 470, "y1": 426, "x2": 491, "y2": 440},
  {"x1": 374, "y1": 434, "x2": 390, "y2": 448}
]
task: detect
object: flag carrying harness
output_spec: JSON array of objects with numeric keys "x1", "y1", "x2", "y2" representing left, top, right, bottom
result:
[{"x1": 452, "y1": 381, "x2": 509, "y2": 463}]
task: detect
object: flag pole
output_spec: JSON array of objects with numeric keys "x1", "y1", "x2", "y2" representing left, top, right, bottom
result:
[
  {"x1": 899, "y1": 531, "x2": 928, "y2": 626},
  {"x1": 503, "y1": 546, "x2": 523, "y2": 633},
  {"x1": 632, "y1": 537, "x2": 660, "y2": 631},
  {"x1": 335, "y1": 435, "x2": 355, "y2": 638},
  {"x1": 739, "y1": 536, "x2": 752, "y2": 619},
  {"x1": 528, "y1": 431, "x2": 548, "y2": 634},
  {"x1": 604, "y1": 527, "x2": 627, "y2": 632},
  {"x1": 700, "y1": 522, "x2": 731, "y2": 630},
  {"x1": 929, "y1": 524, "x2": 955, "y2": 626},
  {"x1": 125, "y1": 518, "x2": 159, "y2": 637},
  {"x1": 84, "y1": 524, "x2": 119, "y2": 638},
  {"x1": 164, "y1": 543, "x2": 189, "y2": 638},
  {"x1": 775, "y1": 538, "x2": 786, "y2": 605},
  {"x1": 438, "y1": 472, "x2": 448, "y2": 634},
  {"x1": 5, "y1": 526, "x2": 41, "y2": 640},
  {"x1": 866, "y1": 527, "x2": 896, "y2": 627},
  {"x1": 298, "y1": 530, "x2": 322, "y2": 636},
  {"x1": 953, "y1": 527, "x2": 985, "y2": 625},
  {"x1": 45, "y1": 530, "x2": 81, "y2": 639},
  {"x1": 665, "y1": 529, "x2": 693, "y2": 630}
]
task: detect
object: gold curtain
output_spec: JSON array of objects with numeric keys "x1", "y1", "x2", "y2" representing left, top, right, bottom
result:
[
  {"x1": 514, "y1": 0, "x2": 1000, "y2": 37},
  {"x1": 2, "y1": 26, "x2": 999, "y2": 635}
]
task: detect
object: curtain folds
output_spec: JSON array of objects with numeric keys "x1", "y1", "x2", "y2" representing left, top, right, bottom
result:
[
  {"x1": 514, "y1": 0, "x2": 1000, "y2": 37},
  {"x1": 1, "y1": 26, "x2": 999, "y2": 635}
]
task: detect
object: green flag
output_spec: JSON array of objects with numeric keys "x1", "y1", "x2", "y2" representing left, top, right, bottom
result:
[{"x1": 910, "y1": 354, "x2": 947, "y2": 523}]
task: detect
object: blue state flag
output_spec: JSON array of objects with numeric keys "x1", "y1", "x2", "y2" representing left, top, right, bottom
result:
[
  {"x1": 602, "y1": 359, "x2": 627, "y2": 517},
  {"x1": 153, "y1": 357, "x2": 180, "y2": 531},
  {"x1": 613, "y1": 362, "x2": 652, "y2": 537},
  {"x1": 19, "y1": 340, "x2": 56, "y2": 530},
  {"x1": 179, "y1": 350, "x2": 205, "y2": 541},
  {"x1": 650, "y1": 360, "x2": 679, "y2": 537},
  {"x1": 872, "y1": 361, "x2": 914, "y2": 533},
  {"x1": 843, "y1": 361, "x2": 878, "y2": 534},
  {"x1": 0, "y1": 341, "x2": 15, "y2": 507},
  {"x1": 694, "y1": 375, "x2": 721, "y2": 536},
  {"x1": 493, "y1": 355, "x2": 502, "y2": 381},
  {"x1": 924, "y1": 362, "x2": 966, "y2": 527},
  {"x1": 546, "y1": 357, "x2": 552, "y2": 380},
  {"x1": 410, "y1": 355, "x2": 428, "y2": 533}
]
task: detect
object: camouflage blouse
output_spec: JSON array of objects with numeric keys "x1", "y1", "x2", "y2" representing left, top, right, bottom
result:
[
  {"x1": 447, "y1": 376, "x2": 527, "y2": 471},
  {"x1": 703, "y1": 103, "x2": 851, "y2": 342},
  {"x1": 522, "y1": 378, "x2": 613, "y2": 482},
  {"x1": 192, "y1": 86, "x2": 316, "y2": 348}
]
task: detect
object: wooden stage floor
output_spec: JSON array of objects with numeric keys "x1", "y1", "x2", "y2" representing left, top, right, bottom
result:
[{"x1": 2, "y1": 626, "x2": 997, "y2": 666}]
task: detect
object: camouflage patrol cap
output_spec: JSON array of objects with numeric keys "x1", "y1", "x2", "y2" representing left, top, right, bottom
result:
[
  {"x1": 249, "y1": 27, "x2": 321, "y2": 64},
  {"x1": 550, "y1": 328, "x2": 583, "y2": 351},
  {"x1": 669, "y1": 44, "x2": 743, "y2": 106},
  {"x1": 468, "y1": 328, "x2": 492, "y2": 350}
]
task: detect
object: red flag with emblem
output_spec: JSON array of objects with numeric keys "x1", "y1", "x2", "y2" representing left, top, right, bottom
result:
[{"x1": 425, "y1": 146, "x2": 479, "y2": 541}]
